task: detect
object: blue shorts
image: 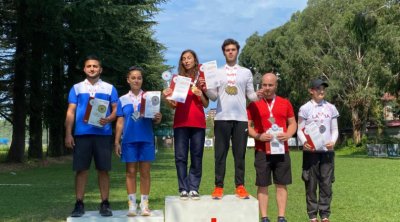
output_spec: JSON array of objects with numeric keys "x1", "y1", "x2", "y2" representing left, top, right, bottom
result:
[{"x1": 121, "y1": 142, "x2": 155, "y2": 163}]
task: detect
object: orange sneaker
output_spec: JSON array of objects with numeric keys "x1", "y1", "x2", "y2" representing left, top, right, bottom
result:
[
  {"x1": 211, "y1": 187, "x2": 224, "y2": 199},
  {"x1": 235, "y1": 185, "x2": 250, "y2": 199}
]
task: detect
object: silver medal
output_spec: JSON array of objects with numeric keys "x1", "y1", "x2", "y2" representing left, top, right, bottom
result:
[
  {"x1": 319, "y1": 125, "x2": 326, "y2": 134},
  {"x1": 131, "y1": 111, "x2": 140, "y2": 121},
  {"x1": 268, "y1": 117, "x2": 275, "y2": 124}
]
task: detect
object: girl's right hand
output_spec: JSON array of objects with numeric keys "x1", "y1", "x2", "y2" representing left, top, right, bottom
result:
[
  {"x1": 163, "y1": 88, "x2": 172, "y2": 97},
  {"x1": 114, "y1": 143, "x2": 121, "y2": 157}
]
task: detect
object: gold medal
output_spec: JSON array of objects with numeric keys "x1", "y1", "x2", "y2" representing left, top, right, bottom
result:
[
  {"x1": 232, "y1": 86, "x2": 238, "y2": 95},
  {"x1": 225, "y1": 85, "x2": 238, "y2": 95},
  {"x1": 191, "y1": 85, "x2": 197, "y2": 93}
]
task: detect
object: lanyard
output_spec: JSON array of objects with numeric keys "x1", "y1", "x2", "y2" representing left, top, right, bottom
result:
[
  {"x1": 225, "y1": 64, "x2": 237, "y2": 86},
  {"x1": 265, "y1": 96, "x2": 276, "y2": 118},
  {"x1": 84, "y1": 79, "x2": 101, "y2": 97},
  {"x1": 129, "y1": 90, "x2": 143, "y2": 112}
]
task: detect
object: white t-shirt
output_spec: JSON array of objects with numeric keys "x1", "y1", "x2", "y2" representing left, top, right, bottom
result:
[
  {"x1": 206, "y1": 64, "x2": 258, "y2": 121},
  {"x1": 298, "y1": 100, "x2": 339, "y2": 149}
]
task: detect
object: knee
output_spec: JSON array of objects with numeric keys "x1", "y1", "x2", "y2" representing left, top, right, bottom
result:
[
  {"x1": 97, "y1": 170, "x2": 108, "y2": 176},
  {"x1": 126, "y1": 169, "x2": 137, "y2": 178}
]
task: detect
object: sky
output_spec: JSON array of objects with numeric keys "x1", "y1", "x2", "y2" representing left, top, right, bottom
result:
[{"x1": 153, "y1": 0, "x2": 308, "y2": 72}]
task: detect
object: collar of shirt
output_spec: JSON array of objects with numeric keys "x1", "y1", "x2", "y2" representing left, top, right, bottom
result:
[
  {"x1": 310, "y1": 99, "x2": 326, "y2": 107},
  {"x1": 84, "y1": 78, "x2": 102, "y2": 86}
]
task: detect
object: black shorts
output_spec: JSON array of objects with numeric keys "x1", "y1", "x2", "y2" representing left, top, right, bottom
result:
[
  {"x1": 73, "y1": 135, "x2": 112, "y2": 171},
  {"x1": 254, "y1": 151, "x2": 292, "y2": 187}
]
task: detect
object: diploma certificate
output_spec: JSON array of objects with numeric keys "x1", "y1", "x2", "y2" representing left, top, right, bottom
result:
[
  {"x1": 144, "y1": 91, "x2": 161, "y2": 118},
  {"x1": 200, "y1": 60, "x2": 219, "y2": 89},
  {"x1": 169, "y1": 75, "x2": 191, "y2": 103},
  {"x1": 88, "y1": 98, "x2": 109, "y2": 127},
  {"x1": 303, "y1": 121, "x2": 326, "y2": 151},
  {"x1": 267, "y1": 125, "x2": 285, "y2": 155}
]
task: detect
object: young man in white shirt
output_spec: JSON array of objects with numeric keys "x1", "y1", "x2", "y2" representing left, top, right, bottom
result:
[{"x1": 204, "y1": 38, "x2": 262, "y2": 199}]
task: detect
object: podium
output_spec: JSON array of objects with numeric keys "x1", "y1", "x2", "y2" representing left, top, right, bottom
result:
[
  {"x1": 165, "y1": 195, "x2": 259, "y2": 222},
  {"x1": 66, "y1": 210, "x2": 164, "y2": 222}
]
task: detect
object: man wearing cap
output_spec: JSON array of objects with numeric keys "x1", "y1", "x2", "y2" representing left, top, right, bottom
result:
[
  {"x1": 297, "y1": 79, "x2": 339, "y2": 222},
  {"x1": 247, "y1": 73, "x2": 297, "y2": 222}
]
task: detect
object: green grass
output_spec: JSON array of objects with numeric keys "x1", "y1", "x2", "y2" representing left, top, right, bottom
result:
[{"x1": 0, "y1": 148, "x2": 399, "y2": 221}]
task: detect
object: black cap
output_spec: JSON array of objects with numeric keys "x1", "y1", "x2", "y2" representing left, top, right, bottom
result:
[{"x1": 309, "y1": 79, "x2": 329, "y2": 89}]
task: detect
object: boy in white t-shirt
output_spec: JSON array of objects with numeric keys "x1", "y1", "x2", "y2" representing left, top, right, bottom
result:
[{"x1": 297, "y1": 79, "x2": 339, "y2": 222}]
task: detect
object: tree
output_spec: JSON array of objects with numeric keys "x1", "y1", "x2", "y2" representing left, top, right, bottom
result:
[
  {"x1": 7, "y1": 0, "x2": 28, "y2": 162},
  {"x1": 240, "y1": 0, "x2": 400, "y2": 145},
  {"x1": 1, "y1": 0, "x2": 170, "y2": 161}
]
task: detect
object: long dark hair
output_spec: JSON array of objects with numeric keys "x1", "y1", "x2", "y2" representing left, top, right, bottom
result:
[{"x1": 178, "y1": 49, "x2": 199, "y2": 76}]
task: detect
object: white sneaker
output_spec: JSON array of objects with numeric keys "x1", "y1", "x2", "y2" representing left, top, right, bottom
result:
[
  {"x1": 127, "y1": 200, "x2": 137, "y2": 216},
  {"x1": 189, "y1": 190, "x2": 200, "y2": 200},
  {"x1": 140, "y1": 200, "x2": 151, "y2": 216},
  {"x1": 179, "y1": 191, "x2": 189, "y2": 200}
]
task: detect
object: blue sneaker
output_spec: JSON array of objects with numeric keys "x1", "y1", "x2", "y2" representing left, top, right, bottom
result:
[
  {"x1": 277, "y1": 217, "x2": 287, "y2": 222},
  {"x1": 261, "y1": 217, "x2": 270, "y2": 222}
]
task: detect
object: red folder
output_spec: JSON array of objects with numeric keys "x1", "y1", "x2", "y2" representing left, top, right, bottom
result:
[
  {"x1": 140, "y1": 92, "x2": 146, "y2": 116},
  {"x1": 198, "y1": 64, "x2": 207, "y2": 90},
  {"x1": 302, "y1": 127, "x2": 316, "y2": 150},
  {"x1": 83, "y1": 97, "x2": 94, "y2": 123}
]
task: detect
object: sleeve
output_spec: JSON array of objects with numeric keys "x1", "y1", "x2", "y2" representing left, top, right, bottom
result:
[
  {"x1": 298, "y1": 104, "x2": 308, "y2": 119},
  {"x1": 286, "y1": 100, "x2": 295, "y2": 118},
  {"x1": 246, "y1": 70, "x2": 258, "y2": 101},
  {"x1": 247, "y1": 102, "x2": 255, "y2": 121},
  {"x1": 205, "y1": 88, "x2": 218, "y2": 101},
  {"x1": 111, "y1": 86, "x2": 119, "y2": 104},
  {"x1": 331, "y1": 117, "x2": 339, "y2": 143},
  {"x1": 116, "y1": 99, "x2": 123, "y2": 117},
  {"x1": 297, "y1": 116, "x2": 307, "y2": 145},
  {"x1": 68, "y1": 87, "x2": 77, "y2": 104},
  {"x1": 331, "y1": 105, "x2": 340, "y2": 118}
]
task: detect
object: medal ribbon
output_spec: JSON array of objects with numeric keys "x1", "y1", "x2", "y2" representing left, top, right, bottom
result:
[
  {"x1": 225, "y1": 65, "x2": 237, "y2": 87},
  {"x1": 84, "y1": 79, "x2": 101, "y2": 97},
  {"x1": 190, "y1": 71, "x2": 200, "y2": 87},
  {"x1": 129, "y1": 90, "x2": 143, "y2": 112},
  {"x1": 265, "y1": 96, "x2": 276, "y2": 119}
]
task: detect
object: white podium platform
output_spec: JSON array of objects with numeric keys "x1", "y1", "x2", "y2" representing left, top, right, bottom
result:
[
  {"x1": 165, "y1": 195, "x2": 259, "y2": 222},
  {"x1": 67, "y1": 210, "x2": 164, "y2": 222}
]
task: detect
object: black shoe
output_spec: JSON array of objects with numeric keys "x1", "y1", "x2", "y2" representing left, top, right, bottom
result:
[
  {"x1": 99, "y1": 200, "x2": 113, "y2": 217},
  {"x1": 261, "y1": 217, "x2": 270, "y2": 222},
  {"x1": 277, "y1": 217, "x2": 287, "y2": 222},
  {"x1": 71, "y1": 200, "x2": 84, "y2": 217}
]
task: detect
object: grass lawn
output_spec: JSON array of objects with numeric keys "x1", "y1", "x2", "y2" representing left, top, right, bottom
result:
[{"x1": 0, "y1": 148, "x2": 399, "y2": 221}]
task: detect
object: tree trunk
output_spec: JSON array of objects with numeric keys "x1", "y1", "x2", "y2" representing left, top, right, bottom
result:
[
  {"x1": 28, "y1": 18, "x2": 44, "y2": 159},
  {"x1": 351, "y1": 107, "x2": 362, "y2": 145},
  {"x1": 7, "y1": 0, "x2": 28, "y2": 163},
  {"x1": 48, "y1": 60, "x2": 66, "y2": 157}
]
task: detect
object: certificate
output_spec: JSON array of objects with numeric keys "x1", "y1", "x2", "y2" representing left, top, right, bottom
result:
[
  {"x1": 200, "y1": 60, "x2": 219, "y2": 89},
  {"x1": 143, "y1": 91, "x2": 161, "y2": 118},
  {"x1": 88, "y1": 98, "x2": 109, "y2": 127},
  {"x1": 303, "y1": 121, "x2": 326, "y2": 151},
  {"x1": 169, "y1": 75, "x2": 191, "y2": 103},
  {"x1": 266, "y1": 125, "x2": 285, "y2": 155}
]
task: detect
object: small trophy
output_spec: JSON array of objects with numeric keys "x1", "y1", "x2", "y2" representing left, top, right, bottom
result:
[
  {"x1": 253, "y1": 72, "x2": 262, "y2": 90},
  {"x1": 161, "y1": 70, "x2": 172, "y2": 88}
]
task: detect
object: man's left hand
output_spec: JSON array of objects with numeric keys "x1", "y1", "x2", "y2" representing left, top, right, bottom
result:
[{"x1": 277, "y1": 132, "x2": 291, "y2": 142}]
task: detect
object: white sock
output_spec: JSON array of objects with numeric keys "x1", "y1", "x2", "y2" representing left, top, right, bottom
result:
[
  {"x1": 141, "y1": 195, "x2": 149, "y2": 202},
  {"x1": 128, "y1": 194, "x2": 136, "y2": 202}
]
